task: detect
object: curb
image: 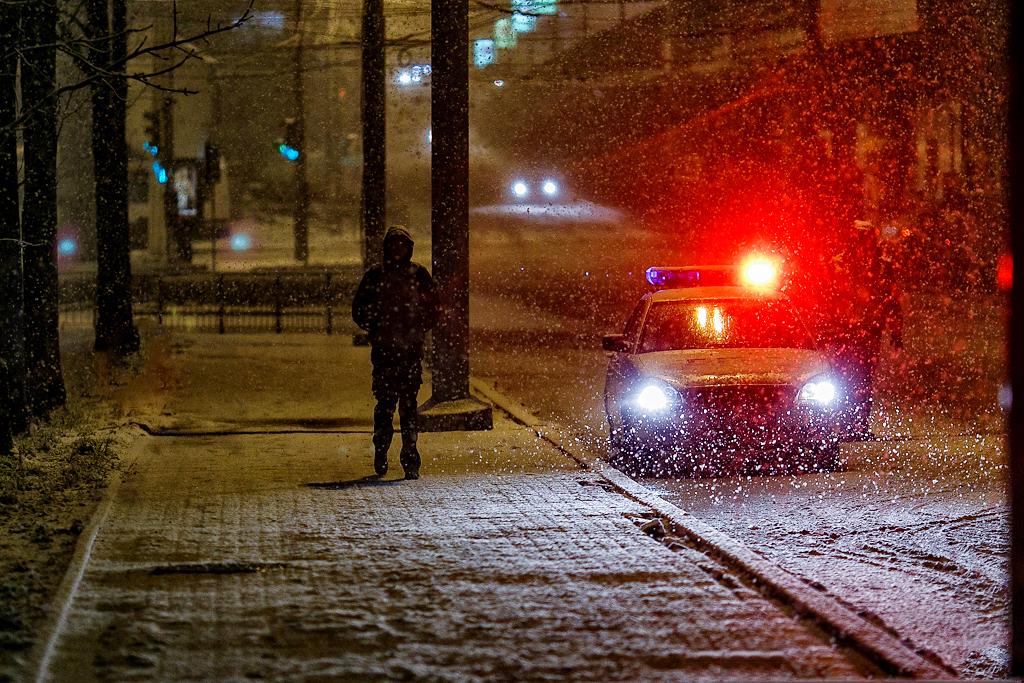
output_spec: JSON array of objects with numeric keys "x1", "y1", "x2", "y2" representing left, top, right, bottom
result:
[
  {"x1": 469, "y1": 377, "x2": 954, "y2": 680},
  {"x1": 469, "y1": 378, "x2": 596, "y2": 470},
  {"x1": 23, "y1": 433, "x2": 146, "y2": 683}
]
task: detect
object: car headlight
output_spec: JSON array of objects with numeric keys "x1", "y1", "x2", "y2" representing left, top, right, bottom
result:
[
  {"x1": 634, "y1": 380, "x2": 679, "y2": 412},
  {"x1": 798, "y1": 376, "x2": 838, "y2": 406}
]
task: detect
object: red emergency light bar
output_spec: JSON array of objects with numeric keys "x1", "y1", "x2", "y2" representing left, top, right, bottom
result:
[
  {"x1": 646, "y1": 260, "x2": 779, "y2": 289},
  {"x1": 645, "y1": 266, "x2": 737, "y2": 288}
]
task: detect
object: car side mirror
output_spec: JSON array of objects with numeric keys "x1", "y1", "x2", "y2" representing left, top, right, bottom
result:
[{"x1": 602, "y1": 334, "x2": 630, "y2": 353}]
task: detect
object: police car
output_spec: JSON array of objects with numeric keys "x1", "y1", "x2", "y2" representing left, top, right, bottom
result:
[{"x1": 603, "y1": 260, "x2": 843, "y2": 476}]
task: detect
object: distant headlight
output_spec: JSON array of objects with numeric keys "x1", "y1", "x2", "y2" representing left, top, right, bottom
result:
[
  {"x1": 798, "y1": 376, "x2": 838, "y2": 406},
  {"x1": 635, "y1": 381, "x2": 678, "y2": 412}
]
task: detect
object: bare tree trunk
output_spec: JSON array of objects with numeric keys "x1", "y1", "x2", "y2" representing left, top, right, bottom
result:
[
  {"x1": 360, "y1": 0, "x2": 386, "y2": 270},
  {"x1": 0, "y1": 1, "x2": 22, "y2": 446},
  {"x1": 21, "y1": 0, "x2": 65, "y2": 416},
  {"x1": 89, "y1": 0, "x2": 139, "y2": 355},
  {"x1": 0, "y1": 355, "x2": 10, "y2": 452}
]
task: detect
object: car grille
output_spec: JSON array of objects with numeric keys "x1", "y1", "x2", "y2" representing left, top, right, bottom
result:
[{"x1": 680, "y1": 385, "x2": 794, "y2": 423}]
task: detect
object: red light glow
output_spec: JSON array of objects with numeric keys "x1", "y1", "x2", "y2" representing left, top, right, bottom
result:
[
  {"x1": 998, "y1": 253, "x2": 1012, "y2": 292},
  {"x1": 742, "y1": 258, "x2": 777, "y2": 287}
]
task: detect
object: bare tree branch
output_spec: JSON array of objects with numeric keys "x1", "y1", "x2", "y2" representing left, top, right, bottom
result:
[{"x1": 0, "y1": 0, "x2": 254, "y2": 137}]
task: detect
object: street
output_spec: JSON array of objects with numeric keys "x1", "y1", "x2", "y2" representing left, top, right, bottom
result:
[{"x1": 467, "y1": 213, "x2": 1009, "y2": 678}]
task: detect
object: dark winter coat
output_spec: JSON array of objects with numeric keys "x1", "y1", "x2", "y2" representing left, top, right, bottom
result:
[{"x1": 352, "y1": 228, "x2": 440, "y2": 349}]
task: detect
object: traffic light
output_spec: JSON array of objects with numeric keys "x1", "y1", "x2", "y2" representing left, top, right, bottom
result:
[
  {"x1": 279, "y1": 118, "x2": 300, "y2": 161},
  {"x1": 143, "y1": 110, "x2": 161, "y2": 155},
  {"x1": 204, "y1": 143, "x2": 221, "y2": 184}
]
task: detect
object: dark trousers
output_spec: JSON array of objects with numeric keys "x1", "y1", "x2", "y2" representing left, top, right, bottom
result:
[{"x1": 371, "y1": 344, "x2": 423, "y2": 470}]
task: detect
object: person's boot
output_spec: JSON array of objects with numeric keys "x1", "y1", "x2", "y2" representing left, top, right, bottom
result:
[
  {"x1": 372, "y1": 421, "x2": 393, "y2": 476},
  {"x1": 400, "y1": 435, "x2": 421, "y2": 480},
  {"x1": 373, "y1": 446, "x2": 389, "y2": 476}
]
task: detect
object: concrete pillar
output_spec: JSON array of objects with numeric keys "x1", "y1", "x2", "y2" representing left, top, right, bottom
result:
[{"x1": 418, "y1": 0, "x2": 491, "y2": 431}]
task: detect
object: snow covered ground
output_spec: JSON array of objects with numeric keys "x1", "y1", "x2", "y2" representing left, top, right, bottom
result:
[
  {"x1": 40, "y1": 336, "x2": 867, "y2": 681},
  {"x1": 650, "y1": 433, "x2": 1008, "y2": 678}
]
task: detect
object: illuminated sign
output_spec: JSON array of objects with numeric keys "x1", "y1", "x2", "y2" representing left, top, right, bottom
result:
[
  {"x1": 512, "y1": 12, "x2": 536, "y2": 33},
  {"x1": 512, "y1": 0, "x2": 556, "y2": 15},
  {"x1": 494, "y1": 17, "x2": 516, "y2": 48},
  {"x1": 151, "y1": 161, "x2": 168, "y2": 184},
  {"x1": 395, "y1": 64, "x2": 432, "y2": 85},
  {"x1": 474, "y1": 39, "x2": 495, "y2": 67}
]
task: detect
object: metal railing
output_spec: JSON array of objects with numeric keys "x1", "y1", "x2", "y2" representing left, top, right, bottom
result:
[{"x1": 59, "y1": 270, "x2": 361, "y2": 334}]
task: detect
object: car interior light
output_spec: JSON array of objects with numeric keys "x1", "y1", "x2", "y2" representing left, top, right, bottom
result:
[{"x1": 712, "y1": 307, "x2": 724, "y2": 334}]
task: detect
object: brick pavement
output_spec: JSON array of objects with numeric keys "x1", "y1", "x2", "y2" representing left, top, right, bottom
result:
[{"x1": 41, "y1": 336, "x2": 865, "y2": 681}]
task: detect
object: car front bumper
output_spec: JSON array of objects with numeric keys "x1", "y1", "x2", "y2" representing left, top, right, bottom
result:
[{"x1": 620, "y1": 400, "x2": 841, "y2": 450}]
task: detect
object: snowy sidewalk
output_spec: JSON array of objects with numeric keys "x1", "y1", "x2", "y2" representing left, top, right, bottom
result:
[{"x1": 38, "y1": 335, "x2": 864, "y2": 681}]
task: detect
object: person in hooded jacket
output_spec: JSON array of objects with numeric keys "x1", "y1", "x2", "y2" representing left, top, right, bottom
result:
[{"x1": 352, "y1": 226, "x2": 440, "y2": 479}]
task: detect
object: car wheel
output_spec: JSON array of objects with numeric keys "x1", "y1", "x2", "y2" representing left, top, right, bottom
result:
[
  {"x1": 791, "y1": 442, "x2": 841, "y2": 473},
  {"x1": 813, "y1": 443, "x2": 842, "y2": 472},
  {"x1": 614, "y1": 421, "x2": 662, "y2": 477},
  {"x1": 663, "y1": 448, "x2": 699, "y2": 478},
  {"x1": 608, "y1": 420, "x2": 623, "y2": 447},
  {"x1": 609, "y1": 449, "x2": 643, "y2": 476}
]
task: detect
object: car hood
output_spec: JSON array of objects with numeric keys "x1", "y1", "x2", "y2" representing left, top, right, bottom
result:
[{"x1": 634, "y1": 348, "x2": 830, "y2": 389}]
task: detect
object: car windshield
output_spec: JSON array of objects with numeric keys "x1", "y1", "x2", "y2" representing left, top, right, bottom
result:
[{"x1": 639, "y1": 299, "x2": 815, "y2": 352}]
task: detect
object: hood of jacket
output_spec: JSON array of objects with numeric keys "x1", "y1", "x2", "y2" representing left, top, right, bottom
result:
[{"x1": 383, "y1": 225, "x2": 414, "y2": 267}]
